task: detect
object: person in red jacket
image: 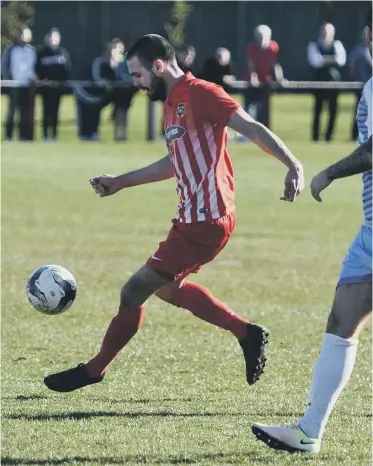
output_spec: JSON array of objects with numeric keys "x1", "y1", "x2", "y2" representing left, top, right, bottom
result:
[{"x1": 245, "y1": 25, "x2": 284, "y2": 126}]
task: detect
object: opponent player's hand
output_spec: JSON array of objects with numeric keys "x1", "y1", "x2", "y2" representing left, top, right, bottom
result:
[
  {"x1": 310, "y1": 170, "x2": 332, "y2": 202},
  {"x1": 89, "y1": 175, "x2": 121, "y2": 197},
  {"x1": 281, "y1": 165, "x2": 304, "y2": 202}
]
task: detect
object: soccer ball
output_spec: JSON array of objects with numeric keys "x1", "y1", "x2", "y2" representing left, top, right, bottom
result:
[{"x1": 26, "y1": 265, "x2": 77, "y2": 315}]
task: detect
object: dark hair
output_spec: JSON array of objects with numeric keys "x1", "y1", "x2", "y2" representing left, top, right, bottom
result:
[
  {"x1": 366, "y1": 8, "x2": 372, "y2": 29},
  {"x1": 126, "y1": 34, "x2": 176, "y2": 68}
]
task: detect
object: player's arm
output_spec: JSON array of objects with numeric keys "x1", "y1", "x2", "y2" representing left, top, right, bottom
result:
[
  {"x1": 310, "y1": 136, "x2": 372, "y2": 202},
  {"x1": 227, "y1": 107, "x2": 304, "y2": 201},
  {"x1": 90, "y1": 154, "x2": 174, "y2": 197},
  {"x1": 194, "y1": 83, "x2": 304, "y2": 201}
]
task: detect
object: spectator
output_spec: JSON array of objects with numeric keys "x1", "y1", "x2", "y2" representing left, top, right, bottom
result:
[
  {"x1": 75, "y1": 43, "x2": 113, "y2": 141},
  {"x1": 36, "y1": 28, "x2": 70, "y2": 141},
  {"x1": 2, "y1": 26, "x2": 37, "y2": 141},
  {"x1": 176, "y1": 45, "x2": 196, "y2": 73},
  {"x1": 201, "y1": 47, "x2": 236, "y2": 91},
  {"x1": 111, "y1": 38, "x2": 138, "y2": 142},
  {"x1": 245, "y1": 25, "x2": 284, "y2": 126},
  {"x1": 349, "y1": 28, "x2": 372, "y2": 141},
  {"x1": 308, "y1": 23, "x2": 346, "y2": 142}
]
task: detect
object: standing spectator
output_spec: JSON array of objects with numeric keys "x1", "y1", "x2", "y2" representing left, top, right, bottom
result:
[
  {"x1": 36, "y1": 28, "x2": 71, "y2": 141},
  {"x1": 201, "y1": 47, "x2": 236, "y2": 92},
  {"x1": 245, "y1": 25, "x2": 284, "y2": 126},
  {"x1": 349, "y1": 28, "x2": 372, "y2": 141},
  {"x1": 2, "y1": 26, "x2": 37, "y2": 141},
  {"x1": 176, "y1": 45, "x2": 196, "y2": 73},
  {"x1": 81, "y1": 43, "x2": 115, "y2": 141},
  {"x1": 308, "y1": 23, "x2": 346, "y2": 142},
  {"x1": 111, "y1": 38, "x2": 138, "y2": 142}
]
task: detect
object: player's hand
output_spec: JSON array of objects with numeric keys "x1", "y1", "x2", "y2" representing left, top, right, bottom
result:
[
  {"x1": 310, "y1": 170, "x2": 332, "y2": 202},
  {"x1": 281, "y1": 165, "x2": 304, "y2": 202},
  {"x1": 89, "y1": 175, "x2": 121, "y2": 197}
]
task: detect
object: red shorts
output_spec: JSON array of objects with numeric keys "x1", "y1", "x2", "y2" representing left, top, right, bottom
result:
[{"x1": 146, "y1": 211, "x2": 236, "y2": 281}]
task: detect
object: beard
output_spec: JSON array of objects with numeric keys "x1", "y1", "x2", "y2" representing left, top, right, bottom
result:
[{"x1": 143, "y1": 74, "x2": 167, "y2": 102}]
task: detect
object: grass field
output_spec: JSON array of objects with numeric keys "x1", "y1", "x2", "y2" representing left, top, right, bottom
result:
[{"x1": 1, "y1": 93, "x2": 371, "y2": 465}]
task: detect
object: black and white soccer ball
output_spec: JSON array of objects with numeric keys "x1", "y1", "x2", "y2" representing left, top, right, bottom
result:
[{"x1": 26, "y1": 265, "x2": 77, "y2": 315}]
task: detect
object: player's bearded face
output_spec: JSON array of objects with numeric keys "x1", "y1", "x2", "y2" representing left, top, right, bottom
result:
[
  {"x1": 144, "y1": 72, "x2": 167, "y2": 102},
  {"x1": 127, "y1": 56, "x2": 167, "y2": 102}
]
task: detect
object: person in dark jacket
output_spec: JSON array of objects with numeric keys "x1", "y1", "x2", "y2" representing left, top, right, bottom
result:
[
  {"x1": 201, "y1": 47, "x2": 236, "y2": 92},
  {"x1": 109, "y1": 38, "x2": 138, "y2": 141},
  {"x1": 75, "y1": 43, "x2": 114, "y2": 141},
  {"x1": 36, "y1": 28, "x2": 70, "y2": 141},
  {"x1": 176, "y1": 45, "x2": 196, "y2": 73},
  {"x1": 307, "y1": 23, "x2": 346, "y2": 142}
]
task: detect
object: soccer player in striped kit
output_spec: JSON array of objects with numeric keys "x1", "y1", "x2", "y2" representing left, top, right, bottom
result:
[
  {"x1": 252, "y1": 10, "x2": 372, "y2": 454},
  {"x1": 44, "y1": 34, "x2": 304, "y2": 393}
]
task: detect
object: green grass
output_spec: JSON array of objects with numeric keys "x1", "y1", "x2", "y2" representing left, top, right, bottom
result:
[{"x1": 1, "y1": 93, "x2": 371, "y2": 465}]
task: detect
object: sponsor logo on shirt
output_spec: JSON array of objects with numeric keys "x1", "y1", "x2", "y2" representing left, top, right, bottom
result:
[{"x1": 165, "y1": 125, "x2": 186, "y2": 146}]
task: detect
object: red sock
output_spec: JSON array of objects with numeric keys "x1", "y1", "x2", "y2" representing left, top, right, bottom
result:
[
  {"x1": 85, "y1": 303, "x2": 146, "y2": 377},
  {"x1": 174, "y1": 282, "x2": 248, "y2": 340}
]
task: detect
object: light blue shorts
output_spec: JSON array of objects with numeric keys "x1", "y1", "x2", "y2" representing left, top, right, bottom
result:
[{"x1": 337, "y1": 224, "x2": 372, "y2": 287}]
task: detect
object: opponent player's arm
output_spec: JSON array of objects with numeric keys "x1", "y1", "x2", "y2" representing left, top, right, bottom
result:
[
  {"x1": 310, "y1": 136, "x2": 372, "y2": 202},
  {"x1": 227, "y1": 107, "x2": 302, "y2": 171},
  {"x1": 325, "y1": 136, "x2": 372, "y2": 180},
  {"x1": 115, "y1": 154, "x2": 174, "y2": 188}
]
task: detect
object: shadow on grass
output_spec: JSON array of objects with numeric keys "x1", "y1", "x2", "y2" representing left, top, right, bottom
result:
[
  {"x1": 1, "y1": 457, "x2": 124, "y2": 465},
  {"x1": 4, "y1": 410, "x2": 233, "y2": 421},
  {"x1": 4, "y1": 410, "x2": 372, "y2": 421},
  {"x1": 0, "y1": 452, "x2": 336, "y2": 465},
  {"x1": 2, "y1": 395, "x2": 49, "y2": 401},
  {"x1": 91, "y1": 397, "x2": 194, "y2": 404}
]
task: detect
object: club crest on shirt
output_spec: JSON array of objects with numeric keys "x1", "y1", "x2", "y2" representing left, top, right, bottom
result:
[
  {"x1": 176, "y1": 103, "x2": 185, "y2": 118},
  {"x1": 165, "y1": 125, "x2": 186, "y2": 146}
]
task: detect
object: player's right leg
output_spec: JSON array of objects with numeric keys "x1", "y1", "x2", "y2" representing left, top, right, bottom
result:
[
  {"x1": 43, "y1": 264, "x2": 172, "y2": 392},
  {"x1": 155, "y1": 280, "x2": 269, "y2": 385},
  {"x1": 252, "y1": 225, "x2": 372, "y2": 453},
  {"x1": 152, "y1": 212, "x2": 269, "y2": 386}
]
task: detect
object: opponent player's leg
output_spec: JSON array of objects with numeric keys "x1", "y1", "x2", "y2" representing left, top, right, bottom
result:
[
  {"x1": 252, "y1": 226, "x2": 372, "y2": 453},
  {"x1": 44, "y1": 264, "x2": 171, "y2": 392},
  {"x1": 252, "y1": 283, "x2": 371, "y2": 453},
  {"x1": 155, "y1": 279, "x2": 269, "y2": 385},
  {"x1": 297, "y1": 282, "x2": 371, "y2": 437}
]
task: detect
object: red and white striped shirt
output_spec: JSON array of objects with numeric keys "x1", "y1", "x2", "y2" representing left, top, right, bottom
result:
[{"x1": 164, "y1": 72, "x2": 239, "y2": 223}]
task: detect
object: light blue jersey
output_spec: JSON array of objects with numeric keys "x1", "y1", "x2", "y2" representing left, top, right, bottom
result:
[
  {"x1": 357, "y1": 78, "x2": 372, "y2": 226},
  {"x1": 337, "y1": 78, "x2": 372, "y2": 287}
]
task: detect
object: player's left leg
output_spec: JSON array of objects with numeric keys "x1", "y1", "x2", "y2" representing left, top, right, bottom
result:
[
  {"x1": 155, "y1": 280, "x2": 269, "y2": 385},
  {"x1": 44, "y1": 264, "x2": 172, "y2": 392},
  {"x1": 155, "y1": 279, "x2": 247, "y2": 340}
]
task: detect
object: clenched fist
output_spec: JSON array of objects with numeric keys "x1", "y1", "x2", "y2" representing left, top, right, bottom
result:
[
  {"x1": 89, "y1": 175, "x2": 121, "y2": 197},
  {"x1": 280, "y1": 164, "x2": 304, "y2": 202}
]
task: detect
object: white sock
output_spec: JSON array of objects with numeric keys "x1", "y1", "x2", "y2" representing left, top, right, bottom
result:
[{"x1": 298, "y1": 333, "x2": 358, "y2": 439}]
